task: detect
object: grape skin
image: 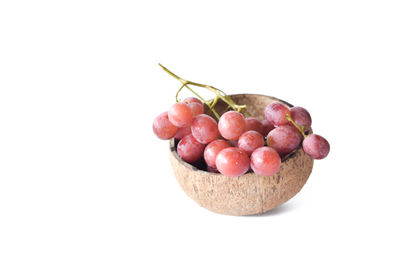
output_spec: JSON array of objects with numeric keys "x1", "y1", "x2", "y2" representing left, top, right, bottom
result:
[
  {"x1": 168, "y1": 102, "x2": 193, "y2": 127},
  {"x1": 188, "y1": 102, "x2": 204, "y2": 117},
  {"x1": 264, "y1": 102, "x2": 290, "y2": 126},
  {"x1": 266, "y1": 125, "x2": 302, "y2": 156},
  {"x1": 261, "y1": 120, "x2": 275, "y2": 137},
  {"x1": 177, "y1": 134, "x2": 205, "y2": 163},
  {"x1": 238, "y1": 130, "x2": 265, "y2": 155},
  {"x1": 174, "y1": 126, "x2": 192, "y2": 140},
  {"x1": 218, "y1": 111, "x2": 246, "y2": 141},
  {"x1": 244, "y1": 117, "x2": 263, "y2": 134},
  {"x1": 191, "y1": 114, "x2": 219, "y2": 144},
  {"x1": 153, "y1": 111, "x2": 178, "y2": 140},
  {"x1": 302, "y1": 134, "x2": 330, "y2": 159},
  {"x1": 290, "y1": 106, "x2": 312, "y2": 131},
  {"x1": 216, "y1": 147, "x2": 250, "y2": 177},
  {"x1": 250, "y1": 147, "x2": 281, "y2": 176},
  {"x1": 184, "y1": 97, "x2": 202, "y2": 105},
  {"x1": 204, "y1": 139, "x2": 231, "y2": 168}
]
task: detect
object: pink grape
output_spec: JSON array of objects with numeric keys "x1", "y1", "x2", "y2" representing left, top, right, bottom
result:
[
  {"x1": 250, "y1": 147, "x2": 281, "y2": 176},
  {"x1": 290, "y1": 106, "x2": 312, "y2": 131},
  {"x1": 266, "y1": 125, "x2": 302, "y2": 156},
  {"x1": 204, "y1": 139, "x2": 231, "y2": 168},
  {"x1": 261, "y1": 120, "x2": 275, "y2": 137},
  {"x1": 218, "y1": 111, "x2": 246, "y2": 140},
  {"x1": 188, "y1": 102, "x2": 204, "y2": 117},
  {"x1": 168, "y1": 102, "x2": 193, "y2": 127},
  {"x1": 191, "y1": 114, "x2": 219, "y2": 144},
  {"x1": 174, "y1": 126, "x2": 192, "y2": 140},
  {"x1": 238, "y1": 130, "x2": 265, "y2": 155},
  {"x1": 302, "y1": 134, "x2": 330, "y2": 159},
  {"x1": 264, "y1": 102, "x2": 290, "y2": 126},
  {"x1": 216, "y1": 147, "x2": 250, "y2": 177},
  {"x1": 177, "y1": 134, "x2": 205, "y2": 163},
  {"x1": 153, "y1": 111, "x2": 178, "y2": 140},
  {"x1": 244, "y1": 117, "x2": 263, "y2": 134},
  {"x1": 184, "y1": 97, "x2": 202, "y2": 105}
]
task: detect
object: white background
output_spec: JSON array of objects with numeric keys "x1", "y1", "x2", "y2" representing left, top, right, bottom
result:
[{"x1": 1, "y1": 0, "x2": 399, "y2": 266}]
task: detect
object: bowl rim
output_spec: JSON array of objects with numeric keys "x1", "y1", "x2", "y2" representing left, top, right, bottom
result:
[{"x1": 169, "y1": 93, "x2": 302, "y2": 176}]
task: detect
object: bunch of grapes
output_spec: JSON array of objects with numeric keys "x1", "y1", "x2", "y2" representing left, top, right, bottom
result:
[{"x1": 153, "y1": 97, "x2": 330, "y2": 177}]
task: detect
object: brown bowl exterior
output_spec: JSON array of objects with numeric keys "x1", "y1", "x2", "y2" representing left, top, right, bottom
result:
[{"x1": 169, "y1": 94, "x2": 314, "y2": 215}]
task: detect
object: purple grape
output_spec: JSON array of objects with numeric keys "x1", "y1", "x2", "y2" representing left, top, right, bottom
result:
[
  {"x1": 264, "y1": 102, "x2": 290, "y2": 126},
  {"x1": 266, "y1": 125, "x2": 302, "y2": 156},
  {"x1": 290, "y1": 106, "x2": 312, "y2": 131},
  {"x1": 302, "y1": 134, "x2": 330, "y2": 159}
]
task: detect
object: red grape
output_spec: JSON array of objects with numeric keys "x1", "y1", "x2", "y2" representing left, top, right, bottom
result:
[
  {"x1": 290, "y1": 106, "x2": 312, "y2": 131},
  {"x1": 264, "y1": 102, "x2": 290, "y2": 126},
  {"x1": 153, "y1": 111, "x2": 178, "y2": 140},
  {"x1": 250, "y1": 147, "x2": 281, "y2": 176},
  {"x1": 177, "y1": 134, "x2": 205, "y2": 163},
  {"x1": 204, "y1": 139, "x2": 231, "y2": 168},
  {"x1": 218, "y1": 111, "x2": 246, "y2": 140},
  {"x1": 238, "y1": 130, "x2": 265, "y2": 155},
  {"x1": 168, "y1": 102, "x2": 193, "y2": 127},
  {"x1": 261, "y1": 120, "x2": 275, "y2": 137},
  {"x1": 188, "y1": 102, "x2": 204, "y2": 117},
  {"x1": 244, "y1": 117, "x2": 263, "y2": 134},
  {"x1": 191, "y1": 114, "x2": 219, "y2": 144},
  {"x1": 216, "y1": 147, "x2": 250, "y2": 177},
  {"x1": 266, "y1": 125, "x2": 302, "y2": 156},
  {"x1": 302, "y1": 134, "x2": 330, "y2": 159},
  {"x1": 174, "y1": 126, "x2": 192, "y2": 140},
  {"x1": 184, "y1": 97, "x2": 202, "y2": 105}
]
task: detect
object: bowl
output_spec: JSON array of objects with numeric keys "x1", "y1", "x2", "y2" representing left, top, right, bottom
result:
[{"x1": 169, "y1": 94, "x2": 314, "y2": 216}]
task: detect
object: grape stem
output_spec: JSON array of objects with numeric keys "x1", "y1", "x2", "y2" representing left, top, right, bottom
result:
[
  {"x1": 159, "y1": 63, "x2": 250, "y2": 119},
  {"x1": 285, "y1": 114, "x2": 307, "y2": 138}
]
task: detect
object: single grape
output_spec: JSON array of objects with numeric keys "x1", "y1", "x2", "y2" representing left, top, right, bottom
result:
[
  {"x1": 153, "y1": 111, "x2": 178, "y2": 140},
  {"x1": 216, "y1": 147, "x2": 250, "y2": 177},
  {"x1": 302, "y1": 134, "x2": 330, "y2": 159},
  {"x1": 238, "y1": 130, "x2": 265, "y2": 155},
  {"x1": 266, "y1": 125, "x2": 302, "y2": 156},
  {"x1": 168, "y1": 102, "x2": 193, "y2": 127},
  {"x1": 191, "y1": 114, "x2": 219, "y2": 144},
  {"x1": 244, "y1": 117, "x2": 263, "y2": 134},
  {"x1": 250, "y1": 147, "x2": 281, "y2": 176},
  {"x1": 177, "y1": 134, "x2": 205, "y2": 163},
  {"x1": 174, "y1": 126, "x2": 192, "y2": 140},
  {"x1": 264, "y1": 102, "x2": 290, "y2": 126},
  {"x1": 188, "y1": 102, "x2": 204, "y2": 117},
  {"x1": 290, "y1": 106, "x2": 312, "y2": 131},
  {"x1": 204, "y1": 139, "x2": 231, "y2": 168},
  {"x1": 261, "y1": 120, "x2": 275, "y2": 137},
  {"x1": 218, "y1": 111, "x2": 246, "y2": 140},
  {"x1": 184, "y1": 97, "x2": 202, "y2": 105}
]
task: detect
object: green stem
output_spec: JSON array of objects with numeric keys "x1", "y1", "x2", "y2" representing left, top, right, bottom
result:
[
  {"x1": 159, "y1": 63, "x2": 249, "y2": 119},
  {"x1": 183, "y1": 83, "x2": 221, "y2": 119},
  {"x1": 285, "y1": 114, "x2": 307, "y2": 138},
  {"x1": 175, "y1": 84, "x2": 186, "y2": 102}
]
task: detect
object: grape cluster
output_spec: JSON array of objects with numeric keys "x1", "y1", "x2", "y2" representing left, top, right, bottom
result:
[{"x1": 153, "y1": 98, "x2": 330, "y2": 177}]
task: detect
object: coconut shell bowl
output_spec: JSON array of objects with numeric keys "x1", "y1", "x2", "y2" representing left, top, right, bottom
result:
[{"x1": 169, "y1": 94, "x2": 314, "y2": 216}]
